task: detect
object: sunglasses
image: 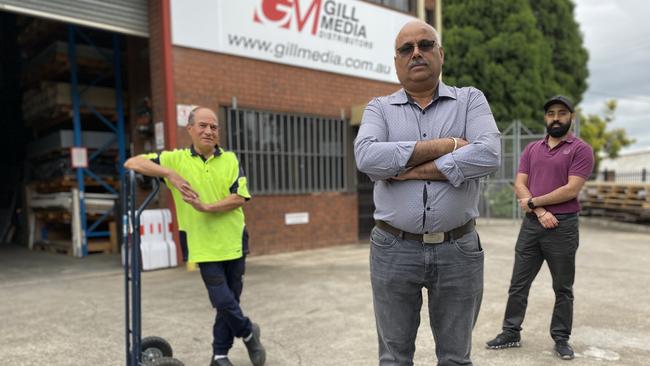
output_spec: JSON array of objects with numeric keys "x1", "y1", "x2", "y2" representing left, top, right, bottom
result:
[{"x1": 396, "y1": 40, "x2": 437, "y2": 58}]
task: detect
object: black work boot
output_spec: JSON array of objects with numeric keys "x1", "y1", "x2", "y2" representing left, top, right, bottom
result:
[
  {"x1": 210, "y1": 356, "x2": 234, "y2": 366},
  {"x1": 243, "y1": 323, "x2": 266, "y2": 366},
  {"x1": 486, "y1": 332, "x2": 521, "y2": 349},
  {"x1": 555, "y1": 340, "x2": 575, "y2": 360}
]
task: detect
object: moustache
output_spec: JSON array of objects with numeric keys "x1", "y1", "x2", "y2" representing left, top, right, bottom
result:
[{"x1": 408, "y1": 59, "x2": 428, "y2": 69}]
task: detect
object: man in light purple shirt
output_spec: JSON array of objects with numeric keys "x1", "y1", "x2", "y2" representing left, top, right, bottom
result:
[
  {"x1": 486, "y1": 95, "x2": 594, "y2": 361},
  {"x1": 354, "y1": 20, "x2": 500, "y2": 366}
]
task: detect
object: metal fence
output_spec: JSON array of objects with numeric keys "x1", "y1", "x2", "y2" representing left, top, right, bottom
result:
[
  {"x1": 597, "y1": 169, "x2": 648, "y2": 183},
  {"x1": 480, "y1": 121, "x2": 545, "y2": 219}
]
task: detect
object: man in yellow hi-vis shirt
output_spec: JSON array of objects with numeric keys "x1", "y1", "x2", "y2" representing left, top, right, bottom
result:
[{"x1": 124, "y1": 107, "x2": 265, "y2": 366}]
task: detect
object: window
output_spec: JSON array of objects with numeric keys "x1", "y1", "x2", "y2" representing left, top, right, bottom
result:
[
  {"x1": 366, "y1": 0, "x2": 417, "y2": 14},
  {"x1": 225, "y1": 107, "x2": 348, "y2": 195}
]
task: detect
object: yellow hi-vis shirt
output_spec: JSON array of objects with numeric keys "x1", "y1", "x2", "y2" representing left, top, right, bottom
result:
[{"x1": 143, "y1": 146, "x2": 251, "y2": 263}]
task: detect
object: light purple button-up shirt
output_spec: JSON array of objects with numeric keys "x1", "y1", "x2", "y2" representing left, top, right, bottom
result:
[{"x1": 354, "y1": 81, "x2": 501, "y2": 233}]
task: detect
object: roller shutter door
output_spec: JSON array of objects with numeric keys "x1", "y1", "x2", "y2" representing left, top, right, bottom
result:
[{"x1": 0, "y1": 0, "x2": 148, "y2": 37}]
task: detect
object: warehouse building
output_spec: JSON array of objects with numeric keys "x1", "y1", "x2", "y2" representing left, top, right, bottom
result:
[{"x1": 0, "y1": 0, "x2": 440, "y2": 259}]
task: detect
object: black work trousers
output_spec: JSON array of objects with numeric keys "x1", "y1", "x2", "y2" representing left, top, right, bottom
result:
[{"x1": 502, "y1": 213, "x2": 579, "y2": 342}]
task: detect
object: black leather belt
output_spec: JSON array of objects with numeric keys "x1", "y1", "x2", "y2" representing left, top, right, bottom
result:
[{"x1": 375, "y1": 219, "x2": 475, "y2": 244}]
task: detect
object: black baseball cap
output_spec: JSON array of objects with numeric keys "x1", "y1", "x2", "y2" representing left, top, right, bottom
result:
[{"x1": 544, "y1": 95, "x2": 574, "y2": 113}]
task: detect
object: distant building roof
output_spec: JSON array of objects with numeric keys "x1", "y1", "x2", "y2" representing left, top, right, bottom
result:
[{"x1": 600, "y1": 147, "x2": 650, "y2": 171}]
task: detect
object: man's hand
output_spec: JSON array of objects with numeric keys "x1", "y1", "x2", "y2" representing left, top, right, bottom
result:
[
  {"x1": 166, "y1": 171, "x2": 198, "y2": 200},
  {"x1": 517, "y1": 197, "x2": 532, "y2": 213},
  {"x1": 537, "y1": 210, "x2": 559, "y2": 229},
  {"x1": 182, "y1": 193, "x2": 208, "y2": 212}
]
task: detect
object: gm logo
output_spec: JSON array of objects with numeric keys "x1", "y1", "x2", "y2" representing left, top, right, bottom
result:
[{"x1": 253, "y1": 0, "x2": 323, "y2": 35}]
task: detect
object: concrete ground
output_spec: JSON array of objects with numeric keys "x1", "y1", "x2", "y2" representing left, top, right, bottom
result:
[{"x1": 1, "y1": 218, "x2": 649, "y2": 366}]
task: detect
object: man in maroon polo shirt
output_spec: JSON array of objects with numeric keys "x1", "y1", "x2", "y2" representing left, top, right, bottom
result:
[{"x1": 486, "y1": 95, "x2": 594, "y2": 360}]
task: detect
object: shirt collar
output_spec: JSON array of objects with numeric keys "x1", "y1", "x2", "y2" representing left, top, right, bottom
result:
[
  {"x1": 543, "y1": 132, "x2": 576, "y2": 146},
  {"x1": 388, "y1": 80, "x2": 456, "y2": 105},
  {"x1": 190, "y1": 144, "x2": 222, "y2": 159}
]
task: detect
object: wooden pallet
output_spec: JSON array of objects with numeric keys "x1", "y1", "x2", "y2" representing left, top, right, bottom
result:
[
  {"x1": 32, "y1": 237, "x2": 116, "y2": 256},
  {"x1": 24, "y1": 103, "x2": 120, "y2": 128},
  {"x1": 35, "y1": 175, "x2": 119, "y2": 193},
  {"x1": 22, "y1": 55, "x2": 112, "y2": 88},
  {"x1": 34, "y1": 210, "x2": 113, "y2": 224},
  {"x1": 35, "y1": 210, "x2": 72, "y2": 223},
  {"x1": 88, "y1": 239, "x2": 116, "y2": 254},
  {"x1": 581, "y1": 182, "x2": 650, "y2": 222}
]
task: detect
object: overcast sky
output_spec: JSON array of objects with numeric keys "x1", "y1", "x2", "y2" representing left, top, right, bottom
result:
[{"x1": 573, "y1": 0, "x2": 650, "y2": 152}]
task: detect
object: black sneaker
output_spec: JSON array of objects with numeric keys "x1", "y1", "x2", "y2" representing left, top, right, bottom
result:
[
  {"x1": 210, "y1": 357, "x2": 234, "y2": 366},
  {"x1": 243, "y1": 323, "x2": 266, "y2": 366},
  {"x1": 486, "y1": 332, "x2": 521, "y2": 349},
  {"x1": 555, "y1": 341, "x2": 575, "y2": 360}
]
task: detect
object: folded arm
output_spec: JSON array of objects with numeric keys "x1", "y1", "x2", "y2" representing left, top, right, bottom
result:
[
  {"x1": 530, "y1": 175, "x2": 587, "y2": 207},
  {"x1": 124, "y1": 155, "x2": 198, "y2": 201},
  {"x1": 354, "y1": 99, "x2": 465, "y2": 181},
  {"x1": 183, "y1": 193, "x2": 246, "y2": 213}
]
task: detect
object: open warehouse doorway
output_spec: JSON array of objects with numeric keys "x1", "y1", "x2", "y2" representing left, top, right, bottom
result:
[{"x1": 0, "y1": 1, "x2": 152, "y2": 259}]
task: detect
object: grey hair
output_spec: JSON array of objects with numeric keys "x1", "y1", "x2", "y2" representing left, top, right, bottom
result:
[
  {"x1": 432, "y1": 27, "x2": 442, "y2": 47},
  {"x1": 187, "y1": 106, "x2": 202, "y2": 126},
  {"x1": 188, "y1": 106, "x2": 217, "y2": 126}
]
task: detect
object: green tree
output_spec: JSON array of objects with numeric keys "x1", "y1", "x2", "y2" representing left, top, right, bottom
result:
[
  {"x1": 529, "y1": 0, "x2": 589, "y2": 105},
  {"x1": 442, "y1": 0, "x2": 589, "y2": 132},
  {"x1": 579, "y1": 100, "x2": 635, "y2": 174}
]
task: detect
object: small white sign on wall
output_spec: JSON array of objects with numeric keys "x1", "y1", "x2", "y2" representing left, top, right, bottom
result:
[
  {"x1": 285, "y1": 212, "x2": 310, "y2": 225},
  {"x1": 177, "y1": 104, "x2": 198, "y2": 127},
  {"x1": 154, "y1": 121, "x2": 165, "y2": 150},
  {"x1": 70, "y1": 147, "x2": 88, "y2": 168}
]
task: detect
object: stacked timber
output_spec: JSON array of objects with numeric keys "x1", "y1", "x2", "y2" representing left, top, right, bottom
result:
[
  {"x1": 22, "y1": 82, "x2": 118, "y2": 125},
  {"x1": 580, "y1": 182, "x2": 650, "y2": 222},
  {"x1": 21, "y1": 41, "x2": 113, "y2": 87}
]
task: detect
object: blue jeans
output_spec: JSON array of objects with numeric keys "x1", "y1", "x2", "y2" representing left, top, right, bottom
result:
[
  {"x1": 370, "y1": 226, "x2": 484, "y2": 366},
  {"x1": 199, "y1": 258, "x2": 252, "y2": 355}
]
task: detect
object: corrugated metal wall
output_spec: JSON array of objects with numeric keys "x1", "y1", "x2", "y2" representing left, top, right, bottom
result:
[{"x1": 0, "y1": 0, "x2": 148, "y2": 36}]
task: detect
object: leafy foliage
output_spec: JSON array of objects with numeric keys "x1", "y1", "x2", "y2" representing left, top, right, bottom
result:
[
  {"x1": 579, "y1": 100, "x2": 635, "y2": 174},
  {"x1": 529, "y1": 0, "x2": 589, "y2": 105},
  {"x1": 442, "y1": 0, "x2": 589, "y2": 132}
]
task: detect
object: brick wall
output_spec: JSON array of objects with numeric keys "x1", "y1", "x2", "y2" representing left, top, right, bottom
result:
[
  {"x1": 243, "y1": 192, "x2": 358, "y2": 254},
  {"x1": 153, "y1": 46, "x2": 399, "y2": 253}
]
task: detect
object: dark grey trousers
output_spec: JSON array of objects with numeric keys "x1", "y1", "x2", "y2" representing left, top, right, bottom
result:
[
  {"x1": 370, "y1": 226, "x2": 484, "y2": 366},
  {"x1": 502, "y1": 214, "x2": 579, "y2": 341}
]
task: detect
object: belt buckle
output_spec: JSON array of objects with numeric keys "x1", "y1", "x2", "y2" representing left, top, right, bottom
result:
[{"x1": 422, "y1": 232, "x2": 444, "y2": 244}]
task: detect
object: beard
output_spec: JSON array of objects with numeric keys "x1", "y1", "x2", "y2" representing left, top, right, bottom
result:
[{"x1": 546, "y1": 120, "x2": 572, "y2": 138}]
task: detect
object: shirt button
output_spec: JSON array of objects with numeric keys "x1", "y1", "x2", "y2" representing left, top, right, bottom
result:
[
  {"x1": 422, "y1": 111, "x2": 426, "y2": 115},
  {"x1": 423, "y1": 133, "x2": 427, "y2": 137},
  {"x1": 425, "y1": 231, "x2": 429, "y2": 234},
  {"x1": 427, "y1": 207, "x2": 431, "y2": 211},
  {"x1": 427, "y1": 182, "x2": 431, "y2": 185}
]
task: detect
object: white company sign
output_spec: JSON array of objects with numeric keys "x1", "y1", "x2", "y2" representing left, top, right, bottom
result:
[{"x1": 170, "y1": 0, "x2": 416, "y2": 83}]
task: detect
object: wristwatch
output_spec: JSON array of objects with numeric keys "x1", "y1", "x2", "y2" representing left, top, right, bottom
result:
[{"x1": 527, "y1": 197, "x2": 536, "y2": 210}]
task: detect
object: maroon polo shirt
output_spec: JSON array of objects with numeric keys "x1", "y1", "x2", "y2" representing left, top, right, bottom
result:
[{"x1": 518, "y1": 133, "x2": 594, "y2": 214}]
